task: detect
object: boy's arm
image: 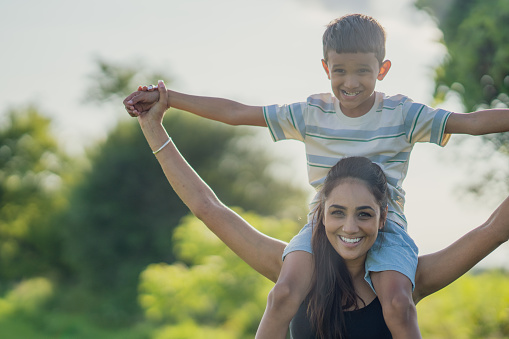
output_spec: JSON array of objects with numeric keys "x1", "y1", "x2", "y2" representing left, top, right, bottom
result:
[
  {"x1": 124, "y1": 88, "x2": 267, "y2": 127},
  {"x1": 445, "y1": 108, "x2": 509, "y2": 135}
]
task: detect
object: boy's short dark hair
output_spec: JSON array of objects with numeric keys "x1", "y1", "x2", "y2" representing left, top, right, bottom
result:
[{"x1": 323, "y1": 14, "x2": 386, "y2": 65}]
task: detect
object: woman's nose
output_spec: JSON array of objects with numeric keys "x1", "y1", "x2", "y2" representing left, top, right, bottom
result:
[{"x1": 342, "y1": 216, "x2": 359, "y2": 233}]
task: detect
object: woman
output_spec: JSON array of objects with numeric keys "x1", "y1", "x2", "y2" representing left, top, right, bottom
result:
[
  {"x1": 302, "y1": 156, "x2": 394, "y2": 338},
  {"x1": 132, "y1": 81, "x2": 509, "y2": 338}
]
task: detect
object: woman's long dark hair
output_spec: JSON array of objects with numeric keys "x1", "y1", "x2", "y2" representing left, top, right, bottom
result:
[{"x1": 307, "y1": 157, "x2": 389, "y2": 339}]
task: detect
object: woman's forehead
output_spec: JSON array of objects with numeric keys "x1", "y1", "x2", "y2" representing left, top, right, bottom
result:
[{"x1": 326, "y1": 179, "x2": 377, "y2": 205}]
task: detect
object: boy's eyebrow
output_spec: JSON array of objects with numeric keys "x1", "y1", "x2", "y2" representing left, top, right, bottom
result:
[
  {"x1": 331, "y1": 63, "x2": 372, "y2": 68},
  {"x1": 328, "y1": 204, "x2": 376, "y2": 211}
]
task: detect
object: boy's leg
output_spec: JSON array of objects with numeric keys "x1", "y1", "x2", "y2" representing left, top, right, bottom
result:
[
  {"x1": 371, "y1": 270, "x2": 422, "y2": 339},
  {"x1": 366, "y1": 220, "x2": 421, "y2": 339},
  {"x1": 256, "y1": 250, "x2": 314, "y2": 339}
]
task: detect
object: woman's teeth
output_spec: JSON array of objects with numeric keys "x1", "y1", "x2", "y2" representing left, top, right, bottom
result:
[{"x1": 340, "y1": 236, "x2": 361, "y2": 244}]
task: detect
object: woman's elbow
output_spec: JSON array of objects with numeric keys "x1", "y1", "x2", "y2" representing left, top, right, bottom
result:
[{"x1": 190, "y1": 195, "x2": 224, "y2": 221}]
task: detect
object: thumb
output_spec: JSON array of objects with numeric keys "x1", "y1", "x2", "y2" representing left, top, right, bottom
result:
[{"x1": 157, "y1": 80, "x2": 168, "y2": 108}]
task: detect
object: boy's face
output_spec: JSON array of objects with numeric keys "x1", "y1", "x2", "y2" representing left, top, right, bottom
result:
[{"x1": 322, "y1": 51, "x2": 390, "y2": 117}]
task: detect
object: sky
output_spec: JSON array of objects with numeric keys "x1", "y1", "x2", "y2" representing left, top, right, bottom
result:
[{"x1": 1, "y1": 0, "x2": 507, "y2": 268}]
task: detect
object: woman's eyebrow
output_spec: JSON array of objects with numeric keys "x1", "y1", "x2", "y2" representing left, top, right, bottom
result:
[
  {"x1": 356, "y1": 206, "x2": 376, "y2": 212},
  {"x1": 327, "y1": 204, "x2": 346, "y2": 210}
]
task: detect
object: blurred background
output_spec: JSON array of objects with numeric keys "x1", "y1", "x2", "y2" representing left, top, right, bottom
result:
[{"x1": 1, "y1": 0, "x2": 508, "y2": 337}]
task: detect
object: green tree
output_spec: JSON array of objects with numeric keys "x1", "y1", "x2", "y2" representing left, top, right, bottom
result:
[
  {"x1": 0, "y1": 106, "x2": 71, "y2": 281},
  {"x1": 416, "y1": 0, "x2": 509, "y2": 196},
  {"x1": 138, "y1": 210, "x2": 298, "y2": 339},
  {"x1": 416, "y1": 0, "x2": 509, "y2": 111},
  {"x1": 84, "y1": 57, "x2": 169, "y2": 104},
  {"x1": 60, "y1": 59, "x2": 308, "y2": 319}
]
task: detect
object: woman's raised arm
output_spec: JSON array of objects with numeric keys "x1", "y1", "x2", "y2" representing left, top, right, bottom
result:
[
  {"x1": 136, "y1": 81, "x2": 285, "y2": 282},
  {"x1": 413, "y1": 195, "x2": 509, "y2": 303}
]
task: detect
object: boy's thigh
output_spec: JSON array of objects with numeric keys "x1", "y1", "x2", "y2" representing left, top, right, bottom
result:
[
  {"x1": 365, "y1": 220, "x2": 419, "y2": 293},
  {"x1": 282, "y1": 222, "x2": 313, "y2": 260}
]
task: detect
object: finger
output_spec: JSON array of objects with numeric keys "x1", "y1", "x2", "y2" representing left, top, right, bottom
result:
[
  {"x1": 123, "y1": 91, "x2": 138, "y2": 106},
  {"x1": 127, "y1": 91, "x2": 144, "y2": 105},
  {"x1": 157, "y1": 80, "x2": 168, "y2": 107},
  {"x1": 125, "y1": 104, "x2": 138, "y2": 117},
  {"x1": 127, "y1": 109, "x2": 138, "y2": 117}
]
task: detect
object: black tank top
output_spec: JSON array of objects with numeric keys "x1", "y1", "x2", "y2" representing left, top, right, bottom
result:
[{"x1": 289, "y1": 297, "x2": 392, "y2": 339}]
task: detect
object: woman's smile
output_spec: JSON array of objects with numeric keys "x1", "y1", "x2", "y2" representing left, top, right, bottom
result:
[
  {"x1": 339, "y1": 235, "x2": 362, "y2": 245},
  {"x1": 324, "y1": 178, "x2": 384, "y2": 263}
]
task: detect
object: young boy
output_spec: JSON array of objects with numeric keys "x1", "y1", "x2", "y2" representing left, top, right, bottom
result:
[{"x1": 124, "y1": 14, "x2": 509, "y2": 339}]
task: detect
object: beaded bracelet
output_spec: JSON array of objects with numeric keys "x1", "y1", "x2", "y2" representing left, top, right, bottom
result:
[{"x1": 152, "y1": 138, "x2": 172, "y2": 155}]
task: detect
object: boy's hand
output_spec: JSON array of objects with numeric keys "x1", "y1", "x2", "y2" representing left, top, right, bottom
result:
[
  {"x1": 124, "y1": 87, "x2": 161, "y2": 117},
  {"x1": 137, "y1": 80, "x2": 168, "y2": 124}
]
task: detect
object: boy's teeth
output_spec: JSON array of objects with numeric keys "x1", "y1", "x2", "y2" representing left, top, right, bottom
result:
[
  {"x1": 343, "y1": 90, "x2": 359, "y2": 96},
  {"x1": 340, "y1": 236, "x2": 361, "y2": 243}
]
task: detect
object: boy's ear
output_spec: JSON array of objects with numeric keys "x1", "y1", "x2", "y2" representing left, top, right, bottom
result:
[
  {"x1": 321, "y1": 59, "x2": 331, "y2": 80},
  {"x1": 377, "y1": 60, "x2": 391, "y2": 80}
]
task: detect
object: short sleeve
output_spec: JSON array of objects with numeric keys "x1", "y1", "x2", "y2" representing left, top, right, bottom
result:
[
  {"x1": 263, "y1": 102, "x2": 307, "y2": 142},
  {"x1": 402, "y1": 101, "x2": 452, "y2": 146}
]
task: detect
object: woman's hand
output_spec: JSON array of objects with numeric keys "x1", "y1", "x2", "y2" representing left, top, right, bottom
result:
[
  {"x1": 124, "y1": 83, "x2": 164, "y2": 118},
  {"x1": 137, "y1": 80, "x2": 168, "y2": 125}
]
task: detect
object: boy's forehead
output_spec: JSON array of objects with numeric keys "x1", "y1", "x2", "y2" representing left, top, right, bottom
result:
[{"x1": 326, "y1": 51, "x2": 380, "y2": 67}]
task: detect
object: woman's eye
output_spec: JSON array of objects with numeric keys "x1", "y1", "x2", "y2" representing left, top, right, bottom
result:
[
  {"x1": 331, "y1": 210, "x2": 345, "y2": 216},
  {"x1": 358, "y1": 212, "x2": 372, "y2": 218}
]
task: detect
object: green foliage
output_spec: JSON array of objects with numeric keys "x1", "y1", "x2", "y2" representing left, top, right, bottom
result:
[
  {"x1": 60, "y1": 109, "x2": 307, "y2": 318},
  {"x1": 84, "y1": 57, "x2": 170, "y2": 104},
  {"x1": 418, "y1": 270, "x2": 509, "y2": 338},
  {"x1": 0, "y1": 277, "x2": 54, "y2": 319},
  {"x1": 138, "y1": 209, "x2": 298, "y2": 338},
  {"x1": 0, "y1": 106, "x2": 71, "y2": 280},
  {"x1": 417, "y1": 0, "x2": 509, "y2": 111},
  {"x1": 416, "y1": 0, "x2": 509, "y2": 198}
]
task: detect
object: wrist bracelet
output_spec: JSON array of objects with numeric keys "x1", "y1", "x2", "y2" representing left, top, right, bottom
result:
[{"x1": 152, "y1": 138, "x2": 172, "y2": 155}]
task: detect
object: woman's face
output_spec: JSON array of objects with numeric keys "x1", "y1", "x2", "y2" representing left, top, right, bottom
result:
[{"x1": 323, "y1": 178, "x2": 384, "y2": 265}]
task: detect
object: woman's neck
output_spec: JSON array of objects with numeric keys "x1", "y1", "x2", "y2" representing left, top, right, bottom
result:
[
  {"x1": 346, "y1": 260, "x2": 366, "y2": 280},
  {"x1": 345, "y1": 262, "x2": 376, "y2": 310}
]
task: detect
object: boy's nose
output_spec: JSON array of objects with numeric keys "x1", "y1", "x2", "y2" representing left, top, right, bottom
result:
[{"x1": 344, "y1": 75, "x2": 359, "y2": 89}]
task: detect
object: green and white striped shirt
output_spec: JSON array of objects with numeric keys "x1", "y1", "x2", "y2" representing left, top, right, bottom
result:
[{"x1": 263, "y1": 92, "x2": 452, "y2": 229}]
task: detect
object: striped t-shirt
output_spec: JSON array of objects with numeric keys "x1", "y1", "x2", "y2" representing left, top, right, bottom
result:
[{"x1": 263, "y1": 92, "x2": 452, "y2": 229}]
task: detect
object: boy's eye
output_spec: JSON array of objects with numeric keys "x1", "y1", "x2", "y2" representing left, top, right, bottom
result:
[{"x1": 358, "y1": 68, "x2": 371, "y2": 73}]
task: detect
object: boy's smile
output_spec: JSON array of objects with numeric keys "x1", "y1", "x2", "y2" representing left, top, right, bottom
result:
[{"x1": 322, "y1": 51, "x2": 391, "y2": 118}]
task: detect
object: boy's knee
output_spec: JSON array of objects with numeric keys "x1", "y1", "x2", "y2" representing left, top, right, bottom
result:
[{"x1": 381, "y1": 292, "x2": 416, "y2": 322}]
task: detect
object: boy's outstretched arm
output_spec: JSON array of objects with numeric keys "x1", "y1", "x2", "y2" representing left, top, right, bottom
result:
[
  {"x1": 445, "y1": 108, "x2": 509, "y2": 135},
  {"x1": 124, "y1": 87, "x2": 266, "y2": 127}
]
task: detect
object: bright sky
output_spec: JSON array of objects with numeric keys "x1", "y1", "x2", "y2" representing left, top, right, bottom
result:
[{"x1": 1, "y1": 0, "x2": 507, "y2": 267}]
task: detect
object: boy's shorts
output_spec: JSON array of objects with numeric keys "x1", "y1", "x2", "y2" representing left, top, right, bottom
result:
[{"x1": 282, "y1": 219, "x2": 419, "y2": 293}]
